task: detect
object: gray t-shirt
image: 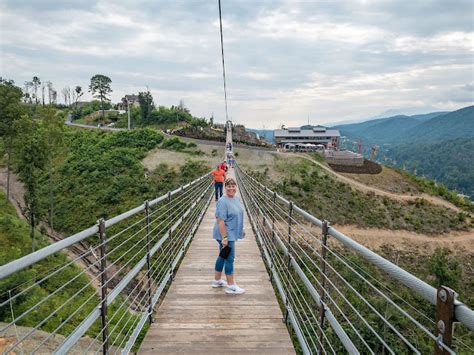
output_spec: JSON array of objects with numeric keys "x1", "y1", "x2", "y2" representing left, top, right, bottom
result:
[{"x1": 212, "y1": 196, "x2": 244, "y2": 241}]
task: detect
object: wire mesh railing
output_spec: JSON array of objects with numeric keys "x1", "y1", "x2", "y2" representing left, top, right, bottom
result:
[
  {"x1": 0, "y1": 173, "x2": 213, "y2": 354},
  {"x1": 236, "y1": 164, "x2": 474, "y2": 355}
]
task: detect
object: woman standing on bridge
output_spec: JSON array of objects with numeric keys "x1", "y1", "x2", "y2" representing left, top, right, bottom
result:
[{"x1": 212, "y1": 177, "x2": 245, "y2": 294}]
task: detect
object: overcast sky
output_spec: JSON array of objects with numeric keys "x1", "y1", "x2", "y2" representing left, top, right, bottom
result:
[{"x1": 1, "y1": 0, "x2": 473, "y2": 127}]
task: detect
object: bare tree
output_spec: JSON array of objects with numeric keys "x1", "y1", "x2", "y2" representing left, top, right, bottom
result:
[
  {"x1": 32, "y1": 76, "x2": 41, "y2": 104},
  {"x1": 24, "y1": 81, "x2": 33, "y2": 103},
  {"x1": 71, "y1": 89, "x2": 76, "y2": 106},
  {"x1": 61, "y1": 87, "x2": 69, "y2": 105},
  {"x1": 52, "y1": 90, "x2": 57, "y2": 104},
  {"x1": 66, "y1": 86, "x2": 71, "y2": 106},
  {"x1": 46, "y1": 81, "x2": 54, "y2": 104},
  {"x1": 41, "y1": 82, "x2": 45, "y2": 106}
]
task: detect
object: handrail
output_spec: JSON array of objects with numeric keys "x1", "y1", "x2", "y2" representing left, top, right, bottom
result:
[
  {"x1": 0, "y1": 173, "x2": 213, "y2": 354},
  {"x1": 235, "y1": 163, "x2": 474, "y2": 354},
  {"x1": 0, "y1": 173, "x2": 210, "y2": 280},
  {"x1": 236, "y1": 165, "x2": 474, "y2": 332}
]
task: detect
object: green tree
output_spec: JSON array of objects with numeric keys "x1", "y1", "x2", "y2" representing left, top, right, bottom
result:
[
  {"x1": 89, "y1": 74, "x2": 112, "y2": 121},
  {"x1": 39, "y1": 107, "x2": 64, "y2": 228},
  {"x1": 138, "y1": 90, "x2": 154, "y2": 123},
  {"x1": 0, "y1": 79, "x2": 25, "y2": 200},
  {"x1": 13, "y1": 116, "x2": 48, "y2": 252},
  {"x1": 74, "y1": 86, "x2": 83, "y2": 108}
]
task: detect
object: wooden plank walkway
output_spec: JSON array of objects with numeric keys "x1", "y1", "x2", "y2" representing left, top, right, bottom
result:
[{"x1": 139, "y1": 170, "x2": 295, "y2": 354}]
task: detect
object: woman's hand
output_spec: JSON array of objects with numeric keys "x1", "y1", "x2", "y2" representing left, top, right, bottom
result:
[{"x1": 222, "y1": 238, "x2": 228, "y2": 247}]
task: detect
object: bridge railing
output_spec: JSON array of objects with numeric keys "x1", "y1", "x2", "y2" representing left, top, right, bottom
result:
[
  {"x1": 236, "y1": 164, "x2": 474, "y2": 355},
  {"x1": 0, "y1": 173, "x2": 213, "y2": 354}
]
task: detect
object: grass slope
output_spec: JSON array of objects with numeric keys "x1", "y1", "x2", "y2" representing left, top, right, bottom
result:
[{"x1": 250, "y1": 158, "x2": 471, "y2": 234}]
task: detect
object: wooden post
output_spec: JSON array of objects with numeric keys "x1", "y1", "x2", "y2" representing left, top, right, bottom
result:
[
  {"x1": 434, "y1": 286, "x2": 455, "y2": 354},
  {"x1": 98, "y1": 218, "x2": 109, "y2": 355}
]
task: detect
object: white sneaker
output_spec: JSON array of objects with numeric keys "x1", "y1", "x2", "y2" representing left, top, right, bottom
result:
[
  {"x1": 225, "y1": 284, "x2": 245, "y2": 294},
  {"x1": 212, "y1": 279, "x2": 227, "y2": 288}
]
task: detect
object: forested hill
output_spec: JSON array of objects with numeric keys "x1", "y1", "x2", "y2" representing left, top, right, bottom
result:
[
  {"x1": 332, "y1": 105, "x2": 474, "y2": 198},
  {"x1": 404, "y1": 106, "x2": 474, "y2": 143},
  {"x1": 331, "y1": 107, "x2": 473, "y2": 145},
  {"x1": 386, "y1": 138, "x2": 474, "y2": 198}
]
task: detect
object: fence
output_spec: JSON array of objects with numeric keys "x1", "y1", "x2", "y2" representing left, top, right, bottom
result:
[
  {"x1": 236, "y1": 164, "x2": 474, "y2": 354},
  {"x1": 0, "y1": 174, "x2": 213, "y2": 354}
]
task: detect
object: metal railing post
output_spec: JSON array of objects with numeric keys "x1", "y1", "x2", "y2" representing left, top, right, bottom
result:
[
  {"x1": 268, "y1": 190, "x2": 277, "y2": 284},
  {"x1": 434, "y1": 286, "x2": 455, "y2": 354},
  {"x1": 271, "y1": 192, "x2": 276, "y2": 243},
  {"x1": 167, "y1": 191, "x2": 174, "y2": 281},
  {"x1": 284, "y1": 201, "x2": 293, "y2": 323},
  {"x1": 98, "y1": 218, "x2": 109, "y2": 355},
  {"x1": 144, "y1": 201, "x2": 153, "y2": 325},
  {"x1": 318, "y1": 220, "x2": 329, "y2": 354}
]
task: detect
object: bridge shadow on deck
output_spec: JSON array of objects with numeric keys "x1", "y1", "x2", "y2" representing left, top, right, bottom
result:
[{"x1": 139, "y1": 170, "x2": 295, "y2": 354}]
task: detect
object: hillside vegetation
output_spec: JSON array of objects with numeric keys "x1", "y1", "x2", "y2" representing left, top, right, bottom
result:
[
  {"x1": 249, "y1": 158, "x2": 471, "y2": 234},
  {"x1": 0, "y1": 190, "x2": 145, "y2": 345},
  {"x1": 46, "y1": 129, "x2": 210, "y2": 235}
]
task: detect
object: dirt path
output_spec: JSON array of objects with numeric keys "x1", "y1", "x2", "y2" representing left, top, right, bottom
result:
[
  {"x1": 332, "y1": 224, "x2": 474, "y2": 256},
  {"x1": 287, "y1": 153, "x2": 461, "y2": 212},
  {"x1": 0, "y1": 167, "x2": 26, "y2": 218}
]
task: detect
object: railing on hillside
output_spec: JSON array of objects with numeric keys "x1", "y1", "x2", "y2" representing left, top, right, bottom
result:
[
  {"x1": 0, "y1": 174, "x2": 213, "y2": 354},
  {"x1": 236, "y1": 164, "x2": 474, "y2": 355}
]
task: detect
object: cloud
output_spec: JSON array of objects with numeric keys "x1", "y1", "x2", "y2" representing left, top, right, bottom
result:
[{"x1": 1, "y1": 0, "x2": 472, "y2": 126}]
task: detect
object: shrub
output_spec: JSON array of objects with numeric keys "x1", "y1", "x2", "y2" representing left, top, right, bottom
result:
[
  {"x1": 429, "y1": 248, "x2": 461, "y2": 289},
  {"x1": 161, "y1": 137, "x2": 187, "y2": 151}
]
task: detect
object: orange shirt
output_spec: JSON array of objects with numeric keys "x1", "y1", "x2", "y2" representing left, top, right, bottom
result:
[{"x1": 211, "y1": 168, "x2": 225, "y2": 183}]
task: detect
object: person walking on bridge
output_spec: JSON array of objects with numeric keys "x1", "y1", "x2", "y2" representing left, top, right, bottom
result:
[
  {"x1": 212, "y1": 177, "x2": 245, "y2": 294},
  {"x1": 211, "y1": 164, "x2": 226, "y2": 201}
]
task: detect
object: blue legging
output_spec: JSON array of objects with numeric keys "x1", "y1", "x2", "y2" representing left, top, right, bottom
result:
[
  {"x1": 214, "y1": 240, "x2": 235, "y2": 275},
  {"x1": 214, "y1": 182, "x2": 223, "y2": 200}
]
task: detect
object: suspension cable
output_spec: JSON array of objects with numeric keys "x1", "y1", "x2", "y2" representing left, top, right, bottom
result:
[{"x1": 218, "y1": 0, "x2": 229, "y2": 121}]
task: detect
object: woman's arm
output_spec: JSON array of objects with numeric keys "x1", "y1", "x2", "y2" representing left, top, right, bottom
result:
[{"x1": 217, "y1": 218, "x2": 228, "y2": 246}]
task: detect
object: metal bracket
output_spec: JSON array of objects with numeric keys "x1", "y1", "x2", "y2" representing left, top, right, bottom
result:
[{"x1": 434, "y1": 286, "x2": 455, "y2": 354}]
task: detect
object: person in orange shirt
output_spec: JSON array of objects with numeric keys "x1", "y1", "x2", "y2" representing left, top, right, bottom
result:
[{"x1": 211, "y1": 164, "x2": 226, "y2": 201}]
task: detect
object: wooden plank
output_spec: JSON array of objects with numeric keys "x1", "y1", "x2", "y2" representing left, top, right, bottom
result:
[{"x1": 139, "y1": 170, "x2": 295, "y2": 354}]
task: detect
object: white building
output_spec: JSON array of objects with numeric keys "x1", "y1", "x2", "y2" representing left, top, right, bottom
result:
[{"x1": 274, "y1": 126, "x2": 340, "y2": 149}]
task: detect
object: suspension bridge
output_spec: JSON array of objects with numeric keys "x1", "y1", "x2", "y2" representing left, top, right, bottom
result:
[
  {"x1": 1, "y1": 2, "x2": 474, "y2": 353},
  {"x1": 0, "y1": 120, "x2": 473, "y2": 354}
]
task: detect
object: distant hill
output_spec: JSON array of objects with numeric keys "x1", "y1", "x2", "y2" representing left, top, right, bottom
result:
[
  {"x1": 331, "y1": 105, "x2": 474, "y2": 197},
  {"x1": 386, "y1": 138, "x2": 474, "y2": 198},
  {"x1": 404, "y1": 106, "x2": 474, "y2": 143},
  {"x1": 332, "y1": 111, "x2": 452, "y2": 145}
]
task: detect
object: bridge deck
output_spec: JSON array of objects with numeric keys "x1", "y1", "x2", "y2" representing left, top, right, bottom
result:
[{"x1": 139, "y1": 171, "x2": 295, "y2": 354}]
